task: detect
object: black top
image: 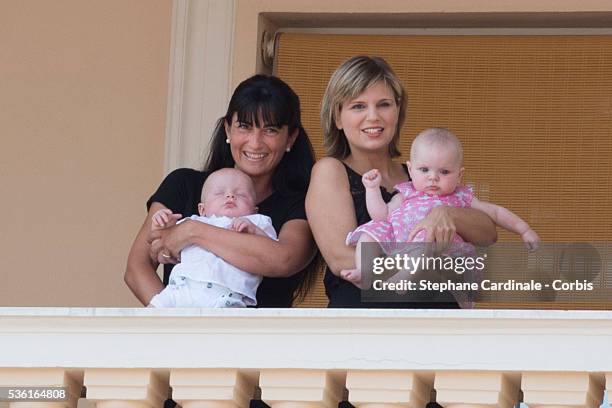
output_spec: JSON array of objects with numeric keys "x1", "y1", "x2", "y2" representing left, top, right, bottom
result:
[
  {"x1": 324, "y1": 163, "x2": 459, "y2": 309},
  {"x1": 147, "y1": 168, "x2": 307, "y2": 307}
]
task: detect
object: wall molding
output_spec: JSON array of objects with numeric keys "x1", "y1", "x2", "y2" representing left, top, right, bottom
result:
[{"x1": 164, "y1": 0, "x2": 235, "y2": 173}]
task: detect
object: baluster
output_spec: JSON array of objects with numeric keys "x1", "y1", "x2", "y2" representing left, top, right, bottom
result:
[
  {"x1": 170, "y1": 368, "x2": 257, "y2": 408},
  {"x1": 260, "y1": 369, "x2": 344, "y2": 408},
  {"x1": 0, "y1": 368, "x2": 82, "y2": 408},
  {"x1": 522, "y1": 372, "x2": 603, "y2": 408},
  {"x1": 606, "y1": 373, "x2": 612, "y2": 408},
  {"x1": 84, "y1": 369, "x2": 168, "y2": 408},
  {"x1": 435, "y1": 371, "x2": 519, "y2": 408},
  {"x1": 345, "y1": 370, "x2": 431, "y2": 408}
]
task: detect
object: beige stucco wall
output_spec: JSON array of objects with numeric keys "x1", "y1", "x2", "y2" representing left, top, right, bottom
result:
[{"x1": 0, "y1": 1, "x2": 172, "y2": 306}]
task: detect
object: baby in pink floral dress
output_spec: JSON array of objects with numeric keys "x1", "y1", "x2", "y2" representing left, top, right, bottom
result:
[{"x1": 342, "y1": 127, "x2": 540, "y2": 286}]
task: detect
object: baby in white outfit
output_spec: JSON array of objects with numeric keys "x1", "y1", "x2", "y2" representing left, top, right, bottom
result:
[{"x1": 148, "y1": 168, "x2": 277, "y2": 308}]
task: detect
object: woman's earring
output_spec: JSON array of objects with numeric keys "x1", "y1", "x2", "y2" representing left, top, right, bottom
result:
[
  {"x1": 286, "y1": 146, "x2": 291, "y2": 152},
  {"x1": 226, "y1": 138, "x2": 230, "y2": 144}
]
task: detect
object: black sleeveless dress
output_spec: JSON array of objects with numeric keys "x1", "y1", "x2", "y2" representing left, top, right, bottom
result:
[{"x1": 324, "y1": 163, "x2": 460, "y2": 309}]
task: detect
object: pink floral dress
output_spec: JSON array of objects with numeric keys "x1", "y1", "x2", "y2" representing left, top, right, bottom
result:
[
  {"x1": 346, "y1": 182, "x2": 478, "y2": 308},
  {"x1": 346, "y1": 182, "x2": 474, "y2": 255}
]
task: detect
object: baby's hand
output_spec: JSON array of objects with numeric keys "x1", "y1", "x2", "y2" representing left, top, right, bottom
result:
[
  {"x1": 151, "y1": 209, "x2": 182, "y2": 230},
  {"x1": 362, "y1": 169, "x2": 382, "y2": 189},
  {"x1": 522, "y1": 229, "x2": 540, "y2": 252},
  {"x1": 231, "y1": 217, "x2": 257, "y2": 234}
]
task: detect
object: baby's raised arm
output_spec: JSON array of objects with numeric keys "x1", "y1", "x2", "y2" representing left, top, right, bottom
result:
[
  {"x1": 151, "y1": 208, "x2": 182, "y2": 231},
  {"x1": 363, "y1": 169, "x2": 403, "y2": 221},
  {"x1": 471, "y1": 198, "x2": 540, "y2": 251}
]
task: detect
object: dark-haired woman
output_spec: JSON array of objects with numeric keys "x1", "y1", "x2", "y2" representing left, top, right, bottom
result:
[{"x1": 125, "y1": 75, "x2": 318, "y2": 308}]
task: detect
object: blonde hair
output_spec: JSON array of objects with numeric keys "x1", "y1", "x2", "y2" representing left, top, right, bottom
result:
[
  {"x1": 411, "y1": 127, "x2": 464, "y2": 165},
  {"x1": 320, "y1": 56, "x2": 407, "y2": 159}
]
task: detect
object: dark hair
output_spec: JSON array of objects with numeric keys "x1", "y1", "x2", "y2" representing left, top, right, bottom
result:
[
  {"x1": 204, "y1": 75, "x2": 315, "y2": 195},
  {"x1": 203, "y1": 74, "x2": 317, "y2": 302}
]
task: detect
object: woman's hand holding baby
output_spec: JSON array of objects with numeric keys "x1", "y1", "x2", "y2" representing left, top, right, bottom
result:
[
  {"x1": 407, "y1": 206, "x2": 457, "y2": 253},
  {"x1": 362, "y1": 169, "x2": 382, "y2": 189},
  {"x1": 148, "y1": 217, "x2": 193, "y2": 266},
  {"x1": 149, "y1": 209, "x2": 184, "y2": 264}
]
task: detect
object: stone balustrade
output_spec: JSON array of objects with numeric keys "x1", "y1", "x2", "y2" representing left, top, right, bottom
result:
[{"x1": 0, "y1": 308, "x2": 611, "y2": 408}]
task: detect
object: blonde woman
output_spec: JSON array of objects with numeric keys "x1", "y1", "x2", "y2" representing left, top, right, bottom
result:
[{"x1": 306, "y1": 56, "x2": 497, "y2": 309}]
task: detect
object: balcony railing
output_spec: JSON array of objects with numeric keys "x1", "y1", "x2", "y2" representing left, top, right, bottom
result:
[{"x1": 1, "y1": 308, "x2": 611, "y2": 408}]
